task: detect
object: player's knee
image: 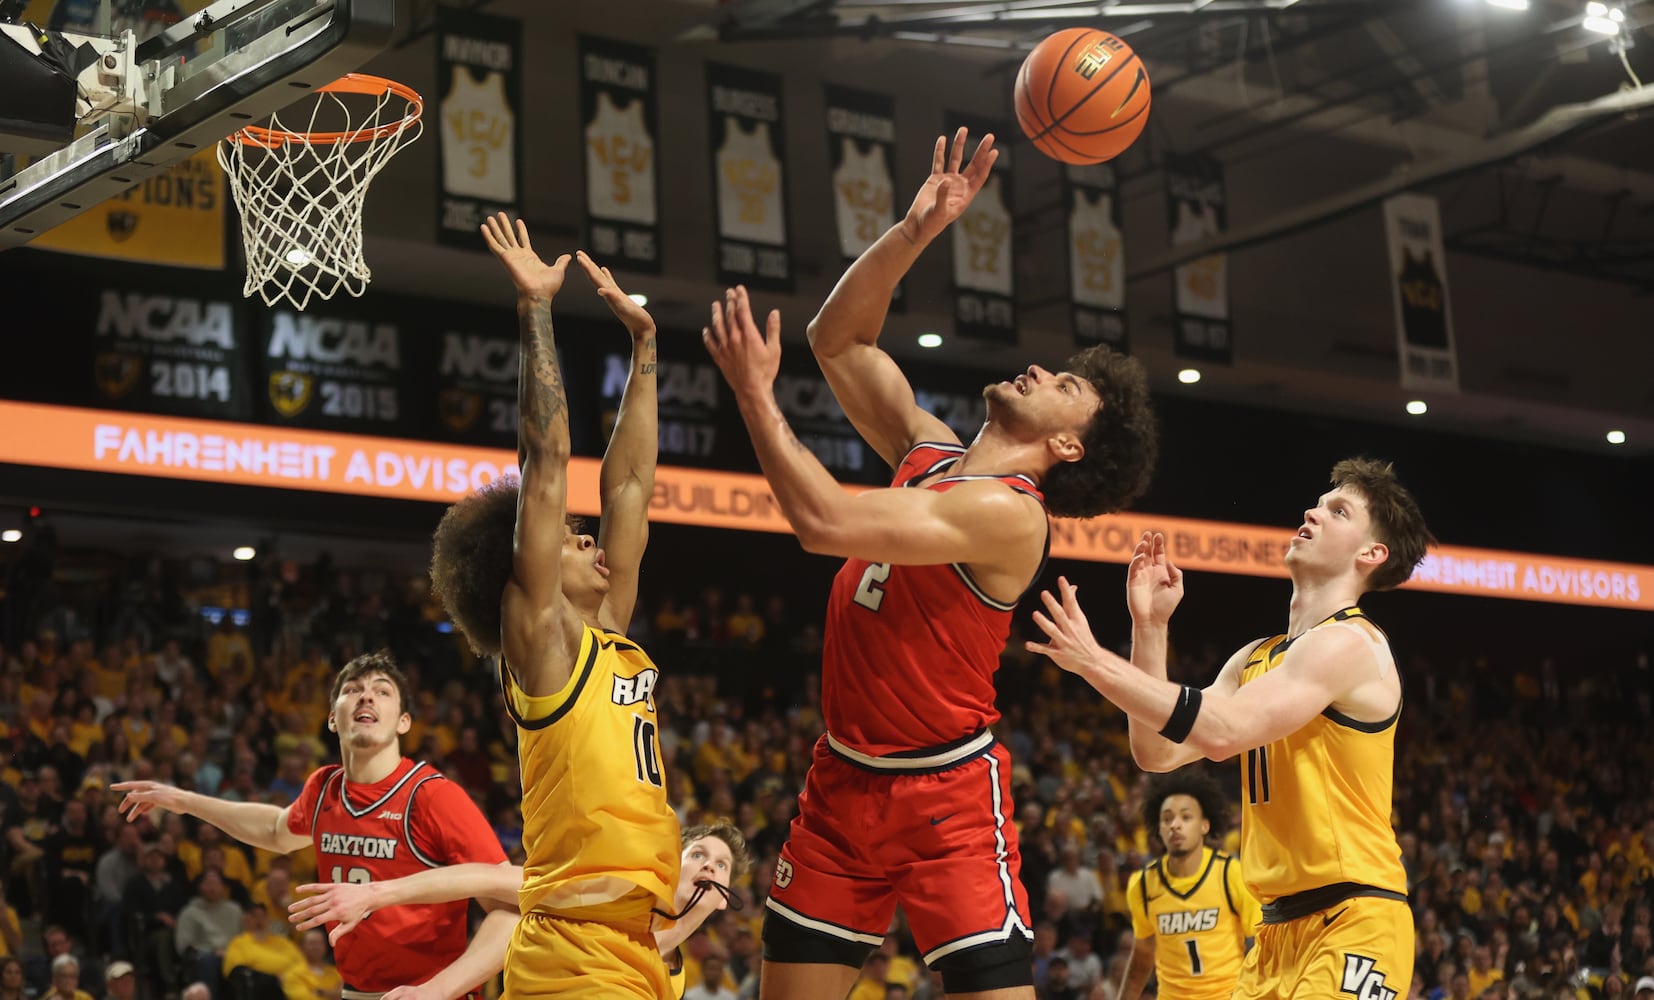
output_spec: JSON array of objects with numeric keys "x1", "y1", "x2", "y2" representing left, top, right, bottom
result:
[
  {"x1": 934, "y1": 934, "x2": 1034, "y2": 994},
  {"x1": 761, "y1": 912, "x2": 875, "y2": 969}
]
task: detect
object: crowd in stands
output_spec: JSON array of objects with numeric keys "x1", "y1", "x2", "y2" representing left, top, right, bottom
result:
[{"x1": 1, "y1": 528, "x2": 1651, "y2": 1000}]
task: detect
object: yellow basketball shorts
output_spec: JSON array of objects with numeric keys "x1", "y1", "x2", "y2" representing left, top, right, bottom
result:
[
  {"x1": 504, "y1": 909, "x2": 670, "y2": 999},
  {"x1": 1233, "y1": 894, "x2": 1413, "y2": 1000}
]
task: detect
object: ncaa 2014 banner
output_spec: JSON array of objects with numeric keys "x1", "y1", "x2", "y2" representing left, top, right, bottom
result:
[
  {"x1": 824, "y1": 85, "x2": 902, "y2": 310},
  {"x1": 579, "y1": 35, "x2": 661, "y2": 274},
  {"x1": 946, "y1": 112, "x2": 1015, "y2": 343},
  {"x1": 706, "y1": 62, "x2": 794, "y2": 292},
  {"x1": 1164, "y1": 154, "x2": 1231, "y2": 364},
  {"x1": 1383, "y1": 193, "x2": 1460, "y2": 394},
  {"x1": 436, "y1": 12, "x2": 523, "y2": 249},
  {"x1": 1065, "y1": 163, "x2": 1127, "y2": 352},
  {"x1": 90, "y1": 280, "x2": 254, "y2": 421}
]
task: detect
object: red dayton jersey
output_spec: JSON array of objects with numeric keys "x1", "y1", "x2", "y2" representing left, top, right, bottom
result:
[
  {"x1": 286, "y1": 758, "x2": 506, "y2": 992},
  {"x1": 822, "y1": 442, "x2": 1047, "y2": 755}
]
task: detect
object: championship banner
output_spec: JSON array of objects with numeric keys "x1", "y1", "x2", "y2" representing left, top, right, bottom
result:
[
  {"x1": 1065, "y1": 163, "x2": 1127, "y2": 351},
  {"x1": 6, "y1": 398, "x2": 1651, "y2": 612},
  {"x1": 824, "y1": 85, "x2": 901, "y2": 309},
  {"x1": 1165, "y1": 154, "x2": 1231, "y2": 363},
  {"x1": 706, "y1": 62, "x2": 793, "y2": 291},
  {"x1": 1383, "y1": 193, "x2": 1460, "y2": 393},
  {"x1": 579, "y1": 35, "x2": 661, "y2": 274},
  {"x1": 946, "y1": 112, "x2": 1015, "y2": 343},
  {"x1": 429, "y1": 307, "x2": 519, "y2": 449},
  {"x1": 90, "y1": 282, "x2": 252, "y2": 420},
  {"x1": 257, "y1": 303, "x2": 421, "y2": 436},
  {"x1": 436, "y1": 11, "x2": 522, "y2": 249},
  {"x1": 18, "y1": 0, "x2": 224, "y2": 268}
]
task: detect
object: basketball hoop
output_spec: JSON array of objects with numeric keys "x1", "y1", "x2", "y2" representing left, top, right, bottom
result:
[{"x1": 218, "y1": 74, "x2": 423, "y2": 311}]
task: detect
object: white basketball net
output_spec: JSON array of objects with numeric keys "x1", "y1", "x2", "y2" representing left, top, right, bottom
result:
[{"x1": 218, "y1": 80, "x2": 423, "y2": 311}]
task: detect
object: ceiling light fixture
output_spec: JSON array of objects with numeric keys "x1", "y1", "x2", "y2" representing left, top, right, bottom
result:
[
  {"x1": 233, "y1": 546, "x2": 256, "y2": 561},
  {"x1": 1584, "y1": 1, "x2": 1625, "y2": 33},
  {"x1": 627, "y1": 292, "x2": 648, "y2": 307},
  {"x1": 1177, "y1": 368, "x2": 1201, "y2": 384},
  {"x1": 917, "y1": 332, "x2": 943, "y2": 349},
  {"x1": 1606, "y1": 429, "x2": 1627, "y2": 445},
  {"x1": 0, "y1": 529, "x2": 20, "y2": 543},
  {"x1": 1405, "y1": 400, "x2": 1428, "y2": 416}
]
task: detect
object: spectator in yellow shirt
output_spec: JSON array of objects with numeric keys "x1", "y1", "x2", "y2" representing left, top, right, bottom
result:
[
  {"x1": 222, "y1": 903, "x2": 302, "y2": 982},
  {"x1": 281, "y1": 930, "x2": 341, "y2": 1000},
  {"x1": 40, "y1": 954, "x2": 95, "y2": 1000}
]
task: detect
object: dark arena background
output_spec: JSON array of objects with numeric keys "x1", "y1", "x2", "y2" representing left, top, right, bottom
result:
[{"x1": 2, "y1": 2, "x2": 1653, "y2": 1000}]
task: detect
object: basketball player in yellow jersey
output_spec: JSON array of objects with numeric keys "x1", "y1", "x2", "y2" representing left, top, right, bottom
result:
[
  {"x1": 428, "y1": 213, "x2": 680, "y2": 999},
  {"x1": 1120, "y1": 768, "x2": 1259, "y2": 1000},
  {"x1": 1026, "y1": 458, "x2": 1434, "y2": 1000}
]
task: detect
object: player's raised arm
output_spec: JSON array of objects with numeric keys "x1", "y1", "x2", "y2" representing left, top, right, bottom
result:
[
  {"x1": 706, "y1": 287, "x2": 1045, "y2": 570},
  {"x1": 806, "y1": 128, "x2": 997, "y2": 467},
  {"x1": 112, "y1": 780, "x2": 309, "y2": 854},
  {"x1": 576, "y1": 252, "x2": 657, "y2": 633},
  {"x1": 480, "y1": 214, "x2": 584, "y2": 696},
  {"x1": 290, "y1": 863, "x2": 523, "y2": 943}
]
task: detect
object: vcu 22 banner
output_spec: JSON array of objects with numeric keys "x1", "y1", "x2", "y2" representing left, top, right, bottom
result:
[
  {"x1": 707, "y1": 63, "x2": 793, "y2": 292},
  {"x1": 436, "y1": 12, "x2": 522, "y2": 249}
]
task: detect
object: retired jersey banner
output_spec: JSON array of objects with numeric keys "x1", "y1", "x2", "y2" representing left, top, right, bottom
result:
[
  {"x1": 824, "y1": 84, "x2": 901, "y2": 309},
  {"x1": 436, "y1": 12, "x2": 522, "y2": 249},
  {"x1": 1165, "y1": 154, "x2": 1231, "y2": 364},
  {"x1": 946, "y1": 112, "x2": 1015, "y2": 343},
  {"x1": 706, "y1": 62, "x2": 793, "y2": 292},
  {"x1": 29, "y1": 148, "x2": 225, "y2": 269},
  {"x1": 1066, "y1": 163, "x2": 1127, "y2": 351},
  {"x1": 257, "y1": 303, "x2": 422, "y2": 437},
  {"x1": 579, "y1": 36, "x2": 660, "y2": 274},
  {"x1": 90, "y1": 281, "x2": 252, "y2": 420},
  {"x1": 1383, "y1": 193, "x2": 1459, "y2": 393}
]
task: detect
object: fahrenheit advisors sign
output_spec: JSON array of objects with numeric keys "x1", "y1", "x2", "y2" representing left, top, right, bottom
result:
[{"x1": 1, "y1": 401, "x2": 1648, "y2": 612}]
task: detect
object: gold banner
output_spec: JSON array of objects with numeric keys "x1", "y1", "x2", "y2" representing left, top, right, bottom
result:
[{"x1": 30, "y1": 149, "x2": 225, "y2": 269}]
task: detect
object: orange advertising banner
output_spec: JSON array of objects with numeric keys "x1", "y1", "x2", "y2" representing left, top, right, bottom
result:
[{"x1": 1, "y1": 401, "x2": 1648, "y2": 611}]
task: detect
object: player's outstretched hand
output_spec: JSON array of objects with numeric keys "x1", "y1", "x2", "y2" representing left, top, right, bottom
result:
[
  {"x1": 901, "y1": 127, "x2": 997, "y2": 246},
  {"x1": 575, "y1": 251, "x2": 655, "y2": 341},
  {"x1": 1126, "y1": 530, "x2": 1184, "y2": 627},
  {"x1": 1026, "y1": 576, "x2": 1107, "y2": 678},
  {"x1": 110, "y1": 780, "x2": 187, "y2": 823},
  {"x1": 290, "y1": 881, "x2": 374, "y2": 946},
  {"x1": 703, "y1": 285, "x2": 781, "y2": 400},
  {"x1": 480, "y1": 212, "x2": 570, "y2": 304}
]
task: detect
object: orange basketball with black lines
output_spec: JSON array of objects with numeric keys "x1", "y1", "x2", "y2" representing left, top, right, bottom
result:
[{"x1": 1015, "y1": 28, "x2": 1152, "y2": 165}]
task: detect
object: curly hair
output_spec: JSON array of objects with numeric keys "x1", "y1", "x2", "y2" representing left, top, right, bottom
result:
[
  {"x1": 1141, "y1": 766, "x2": 1229, "y2": 850},
  {"x1": 1041, "y1": 345, "x2": 1159, "y2": 519},
  {"x1": 429, "y1": 476, "x2": 521, "y2": 657},
  {"x1": 329, "y1": 650, "x2": 412, "y2": 718},
  {"x1": 1328, "y1": 457, "x2": 1434, "y2": 592},
  {"x1": 682, "y1": 821, "x2": 753, "y2": 881}
]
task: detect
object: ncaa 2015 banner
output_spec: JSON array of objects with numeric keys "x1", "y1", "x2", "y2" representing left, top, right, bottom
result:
[
  {"x1": 5, "y1": 399, "x2": 1649, "y2": 613},
  {"x1": 579, "y1": 35, "x2": 661, "y2": 274},
  {"x1": 946, "y1": 112, "x2": 1015, "y2": 343},
  {"x1": 1066, "y1": 163, "x2": 1127, "y2": 352},
  {"x1": 257, "y1": 301, "x2": 420, "y2": 437},
  {"x1": 1164, "y1": 154, "x2": 1231, "y2": 364},
  {"x1": 1383, "y1": 193, "x2": 1460, "y2": 394},
  {"x1": 706, "y1": 62, "x2": 794, "y2": 292},
  {"x1": 824, "y1": 85, "x2": 902, "y2": 310},
  {"x1": 436, "y1": 12, "x2": 523, "y2": 249}
]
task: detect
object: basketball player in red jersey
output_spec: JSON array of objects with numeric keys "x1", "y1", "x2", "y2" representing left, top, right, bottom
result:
[
  {"x1": 113, "y1": 652, "x2": 511, "y2": 1000},
  {"x1": 702, "y1": 128, "x2": 1159, "y2": 1000}
]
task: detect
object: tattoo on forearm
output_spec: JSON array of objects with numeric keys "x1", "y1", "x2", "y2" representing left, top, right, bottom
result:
[
  {"x1": 639, "y1": 335, "x2": 657, "y2": 376},
  {"x1": 520, "y1": 305, "x2": 567, "y2": 436}
]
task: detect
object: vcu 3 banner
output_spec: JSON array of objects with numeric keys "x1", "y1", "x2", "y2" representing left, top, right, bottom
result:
[{"x1": 436, "y1": 12, "x2": 523, "y2": 249}]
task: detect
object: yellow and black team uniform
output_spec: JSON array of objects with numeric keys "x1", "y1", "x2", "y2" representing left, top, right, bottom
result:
[
  {"x1": 1126, "y1": 847, "x2": 1261, "y2": 1000},
  {"x1": 1234, "y1": 607, "x2": 1413, "y2": 1000},
  {"x1": 501, "y1": 624, "x2": 682, "y2": 999},
  {"x1": 665, "y1": 948, "x2": 687, "y2": 1000}
]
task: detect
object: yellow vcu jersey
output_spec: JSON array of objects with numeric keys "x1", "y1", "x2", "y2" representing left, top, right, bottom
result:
[
  {"x1": 1238, "y1": 607, "x2": 1406, "y2": 905},
  {"x1": 1127, "y1": 848, "x2": 1260, "y2": 1000},
  {"x1": 501, "y1": 624, "x2": 680, "y2": 917}
]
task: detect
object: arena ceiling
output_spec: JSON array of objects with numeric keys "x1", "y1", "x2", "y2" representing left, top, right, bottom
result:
[{"x1": 350, "y1": 0, "x2": 1654, "y2": 455}]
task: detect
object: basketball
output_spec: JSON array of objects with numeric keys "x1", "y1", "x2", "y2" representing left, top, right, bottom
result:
[{"x1": 1015, "y1": 27, "x2": 1152, "y2": 165}]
